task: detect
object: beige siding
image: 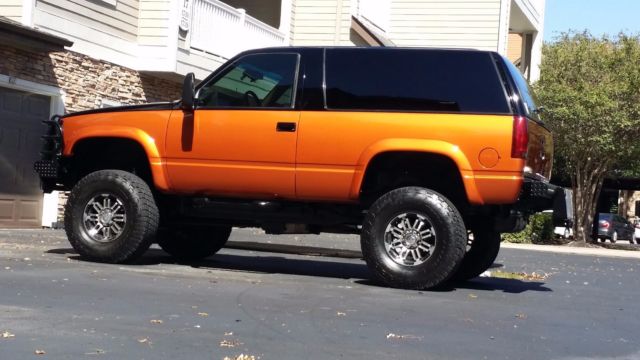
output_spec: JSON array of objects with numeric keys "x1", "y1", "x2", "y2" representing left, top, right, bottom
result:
[
  {"x1": 0, "y1": 0, "x2": 23, "y2": 22},
  {"x1": 389, "y1": 0, "x2": 502, "y2": 51},
  {"x1": 35, "y1": 0, "x2": 140, "y2": 41},
  {"x1": 176, "y1": 47, "x2": 226, "y2": 80},
  {"x1": 290, "y1": 0, "x2": 353, "y2": 46},
  {"x1": 507, "y1": 33, "x2": 522, "y2": 62},
  {"x1": 138, "y1": 0, "x2": 170, "y2": 46}
]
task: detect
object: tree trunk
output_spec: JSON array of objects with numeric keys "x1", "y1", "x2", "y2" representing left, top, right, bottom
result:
[{"x1": 571, "y1": 161, "x2": 608, "y2": 243}]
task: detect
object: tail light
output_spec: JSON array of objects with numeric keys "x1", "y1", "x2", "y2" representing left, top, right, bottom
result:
[
  {"x1": 599, "y1": 220, "x2": 610, "y2": 229},
  {"x1": 511, "y1": 116, "x2": 529, "y2": 159}
]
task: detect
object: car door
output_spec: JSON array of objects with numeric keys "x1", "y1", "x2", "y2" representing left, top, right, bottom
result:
[
  {"x1": 165, "y1": 52, "x2": 301, "y2": 199},
  {"x1": 620, "y1": 216, "x2": 634, "y2": 239}
]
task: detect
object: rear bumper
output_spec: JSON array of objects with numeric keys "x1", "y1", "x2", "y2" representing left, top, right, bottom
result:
[
  {"x1": 516, "y1": 177, "x2": 562, "y2": 213},
  {"x1": 492, "y1": 178, "x2": 564, "y2": 234}
]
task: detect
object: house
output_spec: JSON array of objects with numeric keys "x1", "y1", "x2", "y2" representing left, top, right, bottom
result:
[{"x1": 0, "y1": 0, "x2": 545, "y2": 228}]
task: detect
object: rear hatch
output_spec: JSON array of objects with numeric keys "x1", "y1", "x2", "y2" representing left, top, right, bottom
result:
[{"x1": 500, "y1": 57, "x2": 553, "y2": 180}]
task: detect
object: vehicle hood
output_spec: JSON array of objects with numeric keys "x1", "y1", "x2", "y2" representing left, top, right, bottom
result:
[{"x1": 62, "y1": 102, "x2": 176, "y2": 118}]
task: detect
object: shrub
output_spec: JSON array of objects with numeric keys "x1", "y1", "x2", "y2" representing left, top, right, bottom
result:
[{"x1": 502, "y1": 212, "x2": 555, "y2": 244}]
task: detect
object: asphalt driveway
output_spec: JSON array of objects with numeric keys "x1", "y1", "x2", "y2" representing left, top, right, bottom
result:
[{"x1": 0, "y1": 229, "x2": 639, "y2": 360}]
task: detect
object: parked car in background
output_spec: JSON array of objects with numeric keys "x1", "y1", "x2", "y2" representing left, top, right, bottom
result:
[{"x1": 596, "y1": 213, "x2": 637, "y2": 244}]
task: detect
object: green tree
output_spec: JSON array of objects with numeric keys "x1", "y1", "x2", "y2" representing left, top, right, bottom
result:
[{"x1": 535, "y1": 32, "x2": 640, "y2": 243}]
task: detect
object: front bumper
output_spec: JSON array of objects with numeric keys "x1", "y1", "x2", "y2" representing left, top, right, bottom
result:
[{"x1": 33, "y1": 115, "x2": 65, "y2": 193}]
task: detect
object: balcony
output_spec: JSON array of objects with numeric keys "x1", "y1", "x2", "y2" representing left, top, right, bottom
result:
[
  {"x1": 189, "y1": 0, "x2": 288, "y2": 59},
  {"x1": 18, "y1": 0, "x2": 291, "y2": 80}
]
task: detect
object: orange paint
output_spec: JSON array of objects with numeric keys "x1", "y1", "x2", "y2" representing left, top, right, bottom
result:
[{"x1": 62, "y1": 109, "x2": 526, "y2": 205}]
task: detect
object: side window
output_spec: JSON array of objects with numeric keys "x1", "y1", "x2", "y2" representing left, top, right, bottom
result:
[
  {"x1": 325, "y1": 49, "x2": 511, "y2": 113},
  {"x1": 502, "y1": 58, "x2": 541, "y2": 121},
  {"x1": 196, "y1": 53, "x2": 299, "y2": 109}
]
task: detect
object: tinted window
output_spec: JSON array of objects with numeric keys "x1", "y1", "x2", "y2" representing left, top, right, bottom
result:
[
  {"x1": 325, "y1": 48, "x2": 510, "y2": 113},
  {"x1": 502, "y1": 58, "x2": 540, "y2": 120},
  {"x1": 197, "y1": 53, "x2": 299, "y2": 108}
]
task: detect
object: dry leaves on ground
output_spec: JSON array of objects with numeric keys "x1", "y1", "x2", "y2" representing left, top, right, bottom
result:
[
  {"x1": 2, "y1": 331, "x2": 15, "y2": 339},
  {"x1": 34, "y1": 350, "x2": 46, "y2": 355},
  {"x1": 150, "y1": 319, "x2": 163, "y2": 324},
  {"x1": 197, "y1": 312, "x2": 209, "y2": 317},
  {"x1": 488, "y1": 270, "x2": 551, "y2": 281},
  {"x1": 336, "y1": 311, "x2": 346, "y2": 317}
]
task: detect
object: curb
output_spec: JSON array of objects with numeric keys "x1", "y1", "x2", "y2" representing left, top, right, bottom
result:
[{"x1": 501, "y1": 242, "x2": 640, "y2": 259}]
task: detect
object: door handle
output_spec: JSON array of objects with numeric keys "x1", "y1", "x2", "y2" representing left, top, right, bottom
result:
[{"x1": 276, "y1": 122, "x2": 296, "y2": 132}]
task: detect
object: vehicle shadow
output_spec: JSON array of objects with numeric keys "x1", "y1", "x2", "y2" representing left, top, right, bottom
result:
[{"x1": 47, "y1": 247, "x2": 551, "y2": 294}]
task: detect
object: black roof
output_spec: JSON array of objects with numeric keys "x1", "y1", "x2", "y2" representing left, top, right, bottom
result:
[{"x1": 240, "y1": 46, "x2": 490, "y2": 54}]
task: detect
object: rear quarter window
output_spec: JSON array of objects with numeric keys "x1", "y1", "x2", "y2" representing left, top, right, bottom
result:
[{"x1": 325, "y1": 48, "x2": 511, "y2": 114}]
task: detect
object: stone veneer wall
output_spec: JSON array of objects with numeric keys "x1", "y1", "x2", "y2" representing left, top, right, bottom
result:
[
  {"x1": 0, "y1": 44, "x2": 182, "y2": 224},
  {"x1": 0, "y1": 45, "x2": 182, "y2": 111}
]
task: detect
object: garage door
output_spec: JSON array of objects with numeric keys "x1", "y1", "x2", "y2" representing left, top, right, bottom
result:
[{"x1": 0, "y1": 87, "x2": 51, "y2": 228}]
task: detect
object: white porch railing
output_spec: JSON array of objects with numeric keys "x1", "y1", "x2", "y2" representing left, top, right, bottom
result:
[{"x1": 190, "y1": 0, "x2": 287, "y2": 59}]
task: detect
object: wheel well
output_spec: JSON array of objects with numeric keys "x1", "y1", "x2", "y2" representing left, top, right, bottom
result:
[
  {"x1": 70, "y1": 138, "x2": 153, "y2": 186},
  {"x1": 360, "y1": 152, "x2": 468, "y2": 209}
]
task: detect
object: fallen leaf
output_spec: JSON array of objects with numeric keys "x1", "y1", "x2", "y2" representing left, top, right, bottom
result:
[
  {"x1": 35, "y1": 350, "x2": 46, "y2": 355},
  {"x1": 219, "y1": 339, "x2": 242, "y2": 348},
  {"x1": 224, "y1": 332, "x2": 233, "y2": 336},
  {"x1": 386, "y1": 333, "x2": 422, "y2": 340},
  {"x1": 515, "y1": 313, "x2": 528, "y2": 320},
  {"x1": 150, "y1": 319, "x2": 163, "y2": 324},
  {"x1": 85, "y1": 349, "x2": 106, "y2": 355},
  {"x1": 197, "y1": 312, "x2": 209, "y2": 317},
  {"x1": 1, "y1": 331, "x2": 15, "y2": 338},
  {"x1": 336, "y1": 311, "x2": 346, "y2": 317},
  {"x1": 223, "y1": 355, "x2": 256, "y2": 360},
  {"x1": 468, "y1": 294, "x2": 478, "y2": 299},
  {"x1": 137, "y1": 338, "x2": 149, "y2": 344}
]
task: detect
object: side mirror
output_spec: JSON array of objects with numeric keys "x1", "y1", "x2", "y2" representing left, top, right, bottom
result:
[{"x1": 182, "y1": 72, "x2": 195, "y2": 111}]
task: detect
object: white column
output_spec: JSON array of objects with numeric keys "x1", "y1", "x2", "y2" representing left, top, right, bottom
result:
[
  {"x1": 279, "y1": 0, "x2": 293, "y2": 44},
  {"x1": 497, "y1": 0, "x2": 511, "y2": 55},
  {"x1": 21, "y1": 0, "x2": 34, "y2": 27},
  {"x1": 529, "y1": 0, "x2": 546, "y2": 82}
]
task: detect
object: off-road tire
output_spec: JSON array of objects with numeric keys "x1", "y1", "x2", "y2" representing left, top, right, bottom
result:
[
  {"x1": 157, "y1": 226, "x2": 232, "y2": 261},
  {"x1": 452, "y1": 230, "x2": 501, "y2": 281},
  {"x1": 64, "y1": 170, "x2": 159, "y2": 263},
  {"x1": 361, "y1": 186, "x2": 467, "y2": 290}
]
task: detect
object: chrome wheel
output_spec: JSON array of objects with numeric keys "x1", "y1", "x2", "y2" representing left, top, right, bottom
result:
[
  {"x1": 82, "y1": 193, "x2": 127, "y2": 243},
  {"x1": 384, "y1": 212, "x2": 436, "y2": 266}
]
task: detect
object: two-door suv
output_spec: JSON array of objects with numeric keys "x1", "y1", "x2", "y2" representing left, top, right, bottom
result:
[{"x1": 35, "y1": 47, "x2": 560, "y2": 289}]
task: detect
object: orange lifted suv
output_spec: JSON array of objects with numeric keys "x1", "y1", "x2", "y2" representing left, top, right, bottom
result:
[{"x1": 35, "y1": 47, "x2": 559, "y2": 289}]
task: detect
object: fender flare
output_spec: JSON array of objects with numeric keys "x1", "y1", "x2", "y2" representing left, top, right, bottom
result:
[
  {"x1": 350, "y1": 138, "x2": 482, "y2": 204},
  {"x1": 64, "y1": 127, "x2": 171, "y2": 191}
]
